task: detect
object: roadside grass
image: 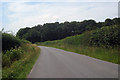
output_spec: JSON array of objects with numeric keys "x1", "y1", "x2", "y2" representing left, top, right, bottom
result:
[
  {"x1": 2, "y1": 43, "x2": 40, "y2": 79},
  {"x1": 38, "y1": 42, "x2": 119, "y2": 64},
  {"x1": 59, "y1": 44, "x2": 119, "y2": 64}
]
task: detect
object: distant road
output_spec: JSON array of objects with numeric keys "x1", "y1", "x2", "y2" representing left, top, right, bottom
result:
[{"x1": 27, "y1": 46, "x2": 118, "y2": 78}]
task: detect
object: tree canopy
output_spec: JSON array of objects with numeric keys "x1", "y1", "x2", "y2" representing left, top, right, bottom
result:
[{"x1": 16, "y1": 18, "x2": 120, "y2": 43}]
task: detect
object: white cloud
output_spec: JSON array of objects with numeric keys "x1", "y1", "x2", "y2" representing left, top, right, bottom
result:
[{"x1": 2, "y1": 2, "x2": 118, "y2": 34}]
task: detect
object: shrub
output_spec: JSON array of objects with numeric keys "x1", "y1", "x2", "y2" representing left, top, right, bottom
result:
[
  {"x1": 2, "y1": 54, "x2": 11, "y2": 67},
  {"x1": 21, "y1": 39, "x2": 31, "y2": 44},
  {"x1": 9, "y1": 48, "x2": 23, "y2": 61},
  {"x1": 2, "y1": 48, "x2": 23, "y2": 68},
  {"x1": 2, "y1": 43, "x2": 40, "y2": 78},
  {"x1": 2, "y1": 33, "x2": 21, "y2": 52},
  {"x1": 89, "y1": 25, "x2": 120, "y2": 47}
]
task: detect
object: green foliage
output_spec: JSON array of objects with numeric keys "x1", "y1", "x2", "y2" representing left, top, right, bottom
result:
[
  {"x1": 23, "y1": 29, "x2": 41, "y2": 43},
  {"x1": 89, "y1": 25, "x2": 120, "y2": 47},
  {"x1": 2, "y1": 48, "x2": 23, "y2": 67},
  {"x1": 38, "y1": 25, "x2": 120, "y2": 48},
  {"x1": 16, "y1": 27, "x2": 30, "y2": 39},
  {"x1": 20, "y1": 39, "x2": 31, "y2": 44},
  {"x1": 8, "y1": 48, "x2": 23, "y2": 61},
  {"x1": 17, "y1": 17, "x2": 119, "y2": 43},
  {"x1": 2, "y1": 33, "x2": 21, "y2": 51},
  {"x1": 56, "y1": 25, "x2": 120, "y2": 47},
  {"x1": 104, "y1": 18, "x2": 113, "y2": 26},
  {"x1": 2, "y1": 54, "x2": 11, "y2": 67},
  {"x1": 2, "y1": 31, "x2": 40, "y2": 78},
  {"x1": 2, "y1": 43, "x2": 40, "y2": 79}
]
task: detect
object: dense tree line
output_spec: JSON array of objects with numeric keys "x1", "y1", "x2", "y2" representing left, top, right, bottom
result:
[{"x1": 16, "y1": 18, "x2": 120, "y2": 43}]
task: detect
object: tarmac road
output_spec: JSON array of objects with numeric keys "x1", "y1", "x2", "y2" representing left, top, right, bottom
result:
[{"x1": 27, "y1": 46, "x2": 118, "y2": 78}]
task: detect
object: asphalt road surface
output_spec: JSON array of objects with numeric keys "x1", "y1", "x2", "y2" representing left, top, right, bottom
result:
[{"x1": 28, "y1": 46, "x2": 118, "y2": 78}]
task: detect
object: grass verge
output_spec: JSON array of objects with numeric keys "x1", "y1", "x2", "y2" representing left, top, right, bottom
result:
[{"x1": 2, "y1": 43, "x2": 40, "y2": 79}]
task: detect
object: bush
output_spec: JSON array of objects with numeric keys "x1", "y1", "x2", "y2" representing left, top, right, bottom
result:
[
  {"x1": 2, "y1": 33, "x2": 21, "y2": 52},
  {"x1": 2, "y1": 54, "x2": 11, "y2": 67},
  {"x1": 89, "y1": 25, "x2": 120, "y2": 47},
  {"x1": 9, "y1": 48, "x2": 23, "y2": 61},
  {"x1": 2, "y1": 48, "x2": 23, "y2": 67},
  {"x1": 2, "y1": 43, "x2": 40, "y2": 78},
  {"x1": 21, "y1": 39, "x2": 31, "y2": 44}
]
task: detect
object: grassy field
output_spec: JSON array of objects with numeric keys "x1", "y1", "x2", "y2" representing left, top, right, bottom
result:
[
  {"x1": 2, "y1": 42, "x2": 40, "y2": 79},
  {"x1": 36, "y1": 26, "x2": 120, "y2": 64}
]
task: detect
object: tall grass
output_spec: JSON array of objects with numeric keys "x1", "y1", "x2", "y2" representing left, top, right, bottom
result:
[
  {"x1": 2, "y1": 42, "x2": 40, "y2": 79},
  {"x1": 38, "y1": 41, "x2": 119, "y2": 64}
]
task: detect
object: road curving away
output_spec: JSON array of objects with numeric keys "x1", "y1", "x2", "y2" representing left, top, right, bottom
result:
[{"x1": 27, "y1": 46, "x2": 118, "y2": 78}]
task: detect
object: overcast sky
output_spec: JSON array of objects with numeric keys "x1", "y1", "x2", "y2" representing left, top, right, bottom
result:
[{"x1": 0, "y1": 0, "x2": 119, "y2": 34}]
